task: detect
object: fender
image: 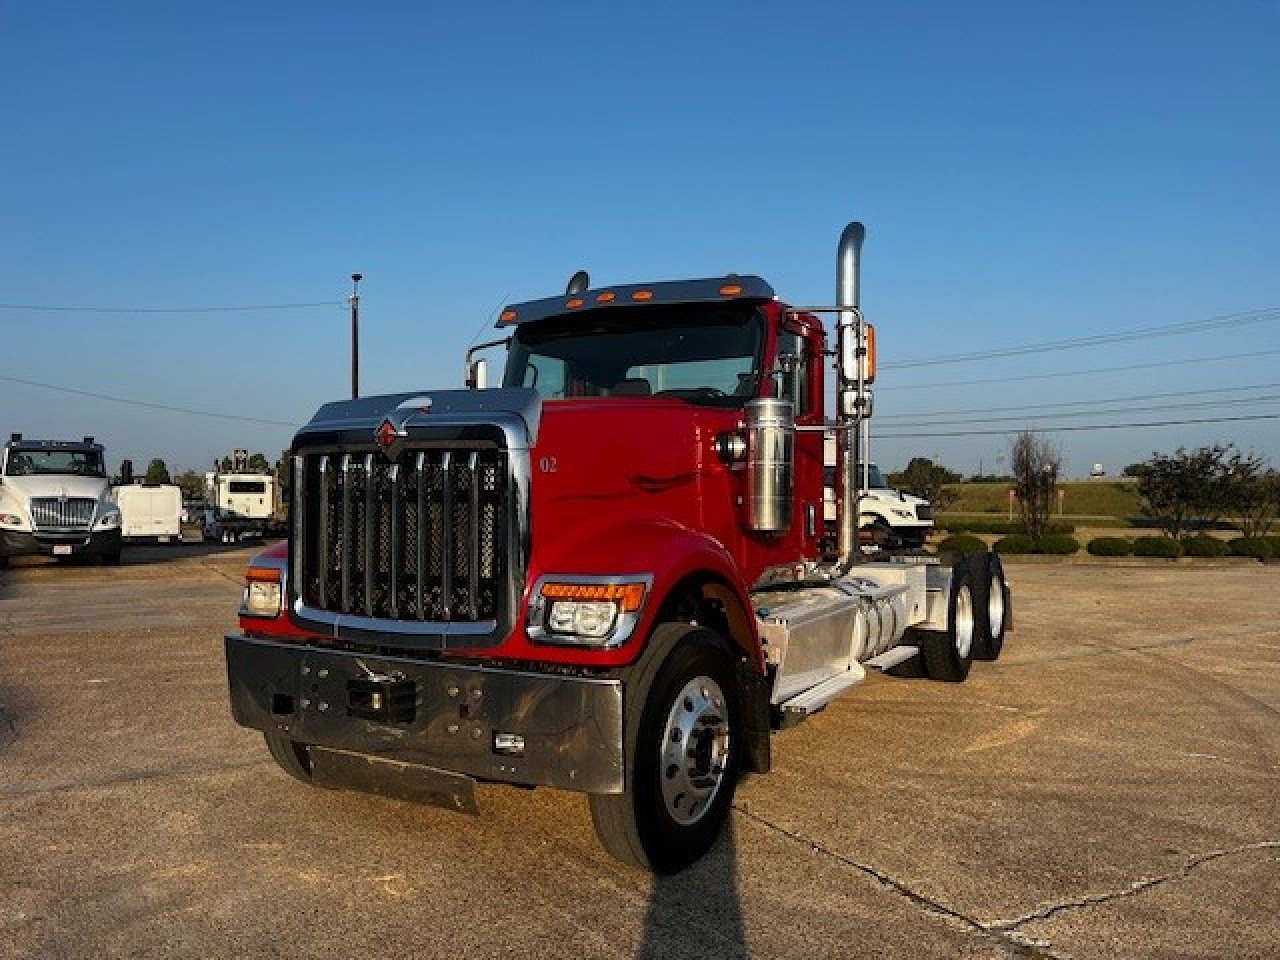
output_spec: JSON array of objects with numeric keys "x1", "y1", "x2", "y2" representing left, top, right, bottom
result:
[{"x1": 508, "y1": 509, "x2": 764, "y2": 671}]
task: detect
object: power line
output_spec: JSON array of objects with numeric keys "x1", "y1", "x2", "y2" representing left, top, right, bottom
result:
[
  {"x1": 885, "y1": 395, "x2": 1280, "y2": 429},
  {"x1": 0, "y1": 300, "x2": 344, "y2": 314},
  {"x1": 878, "y1": 381, "x2": 1280, "y2": 421},
  {"x1": 880, "y1": 307, "x2": 1280, "y2": 370},
  {"x1": 0, "y1": 374, "x2": 301, "y2": 427},
  {"x1": 875, "y1": 414, "x2": 1280, "y2": 442},
  {"x1": 876, "y1": 347, "x2": 1280, "y2": 391}
]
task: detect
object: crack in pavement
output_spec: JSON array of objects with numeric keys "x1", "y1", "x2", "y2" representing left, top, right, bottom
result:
[
  {"x1": 737, "y1": 803, "x2": 1279, "y2": 960},
  {"x1": 733, "y1": 805, "x2": 1067, "y2": 959},
  {"x1": 990, "y1": 840, "x2": 1280, "y2": 932}
]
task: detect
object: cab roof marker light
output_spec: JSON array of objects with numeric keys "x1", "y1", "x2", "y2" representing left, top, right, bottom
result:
[
  {"x1": 596, "y1": 291, "x2": 616, "y2": 303},
  {"x1": 631, "y1": 290, "x2": 654, "y2": 302},
  {"x1": 719, "y1": 284, "x2": 743, "y2": 296},
  {"x1": 566, "y1": 298, "x2": 585, "y2": 309},
  {"x1": 499, "y1": 309, "x2": 518, "y2": 325}
]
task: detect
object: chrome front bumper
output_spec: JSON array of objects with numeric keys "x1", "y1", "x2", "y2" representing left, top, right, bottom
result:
[{"x1": 224, "y1": 634, "x2": 624, "y2": 794}]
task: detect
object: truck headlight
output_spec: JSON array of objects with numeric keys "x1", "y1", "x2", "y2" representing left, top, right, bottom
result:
[
  {"x1": 242, "y1": 567, "x2": 282, "y2": 618},
  {"x1": 94, "y1": 510, "x2": 122, "y2": 530},
  {"x1": 548, "y1": 600, "x2": 618, "y2": 638},
  {"x1": 529, "y1": 577, "x2": 651, "y2": 647},
  {"x1": 0, "y1": 512, "x2": 27, "y2": 530}
]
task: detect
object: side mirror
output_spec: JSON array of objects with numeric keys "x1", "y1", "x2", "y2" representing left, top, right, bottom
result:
[
  {"x1": 466, "y1": 358, "x2": 489, "y2": 390},
  {"x1": 838, "y1": 323, "x2": 876, "y2": 385}
]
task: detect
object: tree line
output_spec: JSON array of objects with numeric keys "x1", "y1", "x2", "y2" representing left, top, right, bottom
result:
[
  {"x1": 887, "y1": 435, "x2": 1280, "y2": 548},
  {"x1": 112, "y1": 451, "x2": 286, "y2": 501}
]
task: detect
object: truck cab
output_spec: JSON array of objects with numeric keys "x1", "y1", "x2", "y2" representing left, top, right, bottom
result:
[
  {"x1": 0, "y1": 434, "x2": 123, "y2": 566},
  {"x1": 224, "y1": 223, "x2": 1011, "y2": 873}
]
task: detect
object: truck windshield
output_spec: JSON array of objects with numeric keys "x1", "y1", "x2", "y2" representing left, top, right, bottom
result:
[
  {"x1": 5, "y1": 449, "x2": 106, "y2": 478},
  {"x1": 824, "y1": 464, "x2": 888, "y2": 489},
  {"x1": 502, "y1": 303, "x2": 764, "y2": 406}
]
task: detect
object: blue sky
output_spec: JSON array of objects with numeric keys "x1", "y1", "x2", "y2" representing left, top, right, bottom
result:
[{"x1": 1, "y1": 1, "x2": 1277, "y2": 477}]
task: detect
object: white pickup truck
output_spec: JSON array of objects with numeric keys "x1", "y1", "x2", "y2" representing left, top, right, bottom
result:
[
  {"x1": 823, "y1": 438, "x2": 934, "y2": 550},
  {"x1": 0, "y1": 434, "x2": 123, "y2": 566}
]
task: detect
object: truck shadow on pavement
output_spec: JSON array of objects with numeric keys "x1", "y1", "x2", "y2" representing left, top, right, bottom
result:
[
  {"x1": 119, "y1": 541, "x2": 271, "y2": 566},
  {"x1": 636, "y1": 819, "x2": 749, "y2": 959},
  {"x1": 0, "y1": 685, "x2": 21, "y2": 751}
]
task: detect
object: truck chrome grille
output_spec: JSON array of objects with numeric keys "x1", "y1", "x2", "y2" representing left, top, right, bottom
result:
[
  {"x1": 297, "y1": 448, "x2": 510, "y2": 624},
  {"x1": 30, "y1": 497, "x2": 96, "y2": 531}
]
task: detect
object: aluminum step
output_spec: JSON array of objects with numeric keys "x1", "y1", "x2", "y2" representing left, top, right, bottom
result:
[
  {"x1": 864, "y1": 644, "x2": 919, "y2": 671},
  {"x1": 776, "y1": 665, "x2": 866, "y2": 728}
]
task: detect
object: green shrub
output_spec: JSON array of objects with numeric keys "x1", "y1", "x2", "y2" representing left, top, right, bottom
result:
[
  {"x1": 936, "y1": 519, "x2": 1076, "y2": 535},
  {"x1": 1227, "y1": 537, "x2": 1277, "y2": 560},
  {"x1": 1038, "y1": 534, "x2": 1080, "y2": 555},
  {"x1": 993, "y1": 534, "x2": 1034, "y2": 554},
  {"x1": 936, "y1": 534, "x2": 988, "y2": 555},
  {"x1": 1087, "y1": 536, "x2": 1133, "y2": 557},
  {"x1": 1181, "y1": 535, "x2": 1228, "y2": 558},
  {"x1": 1132, "y1": 536, "x2": 1183, "y2": 558}
]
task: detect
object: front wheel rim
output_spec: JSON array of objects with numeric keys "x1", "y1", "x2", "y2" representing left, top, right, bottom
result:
[{"x1": 659, "y1": 675, "x2": 731, "y2": 827}]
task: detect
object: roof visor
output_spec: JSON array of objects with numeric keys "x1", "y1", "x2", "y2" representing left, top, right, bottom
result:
[{"x1": 498, "y1": 276, "x2": 775, "y2": 327}]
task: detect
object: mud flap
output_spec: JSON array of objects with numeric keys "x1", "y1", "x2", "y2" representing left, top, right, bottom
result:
[
  {"x1": 737, "y1": 658, "x2": 772, "y2": 774},
  {"x1": 309, "y1": 746, "x2": 480, "y2": 815}
]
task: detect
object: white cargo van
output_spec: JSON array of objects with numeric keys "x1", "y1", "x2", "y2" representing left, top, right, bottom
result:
[{"x1": 111, "y1": 483, "x2": 183, "y2": 542}]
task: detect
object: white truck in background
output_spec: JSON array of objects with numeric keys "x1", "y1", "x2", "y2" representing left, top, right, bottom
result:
[
  {"x1": 204, "y1": 470, "x2": 274, "y2": 543},
  {"x1": 823, "y1": 436, "x2": 934, "y2": 550},
  {"x1": 111, "y1": 482, "x2": 183, "y2": 543},
  {"x1": 0, "y1": 434, "x2": 123, "y2": 566}
]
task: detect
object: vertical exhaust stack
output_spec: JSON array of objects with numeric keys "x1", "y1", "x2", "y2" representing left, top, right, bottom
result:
[{"x1": 834, "y1": 222, "x2": 866, "y2": 573}]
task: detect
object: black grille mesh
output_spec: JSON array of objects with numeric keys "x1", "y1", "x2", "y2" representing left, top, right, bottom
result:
[{"x1": 299, "y1": 448, "x2": 508, "y2": 623}]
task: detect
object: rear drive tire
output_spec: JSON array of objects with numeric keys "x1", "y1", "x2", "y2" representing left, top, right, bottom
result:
[
  {"x1": 972, "y1": 553, "x2": 1008, "y2": 661},
  {"x1": 922, "y1": 558, "x2": 977, "y2": 682},
  {"x1": 264, "y1": 733, "x2": 324, "y2": 786},
  {"x1": 589, "y1": 626, "x2": 738, "y2": 873}
]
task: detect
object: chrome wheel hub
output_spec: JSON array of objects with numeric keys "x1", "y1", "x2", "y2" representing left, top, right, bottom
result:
[
  {"x1": 988, "y1": 575, "x2": 1005, "y2": 638},
  {"x1": 659, "y1": 675, "x2": 730, "y2": 827},
  {"x1": 954, "y1": 585, "x2": 974, "y2": 659}
]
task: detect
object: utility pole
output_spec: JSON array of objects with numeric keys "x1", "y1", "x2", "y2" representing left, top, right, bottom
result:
[{"x1": 350, "y1": 273, "x2": 362, "y2": 399}]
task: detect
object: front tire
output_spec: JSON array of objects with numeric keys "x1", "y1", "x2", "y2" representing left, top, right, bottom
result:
[{"x1": 589, "y1": 626, "x2": 738, "y2": 873}]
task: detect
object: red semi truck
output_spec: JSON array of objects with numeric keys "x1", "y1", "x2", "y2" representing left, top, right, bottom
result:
[{"x1": 225, "y1": 222, "x2": 1010, "y2": 872}]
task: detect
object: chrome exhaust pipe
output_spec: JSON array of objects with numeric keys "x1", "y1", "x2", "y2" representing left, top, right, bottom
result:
[{"x1": 833, "y1": 222, "x2": 865, "y2": 575}]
